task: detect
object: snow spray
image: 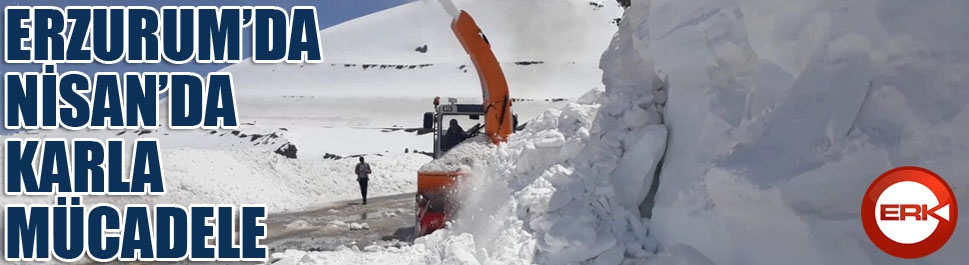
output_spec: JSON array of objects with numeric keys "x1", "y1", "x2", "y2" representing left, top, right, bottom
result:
[
  {"x1": 437, "y1": 0, "x2": 461, "y2": 18},
  {"x1": 440, "y1": 148, "x2": 522, "y2": 262}
]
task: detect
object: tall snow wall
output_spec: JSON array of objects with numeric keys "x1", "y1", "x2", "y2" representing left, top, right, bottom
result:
[{"x1": 602, "y1": 0, "x2": 969, "y2": 264}]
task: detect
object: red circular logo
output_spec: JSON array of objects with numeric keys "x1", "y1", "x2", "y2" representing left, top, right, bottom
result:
[{"x1": 861, "y1": 166, "x2": 958, "y2": 259}]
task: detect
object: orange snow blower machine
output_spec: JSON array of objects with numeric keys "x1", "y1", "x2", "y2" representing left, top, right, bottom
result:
[{"x1": 415, "y1": 10, "x2": 517, "y2": 236}]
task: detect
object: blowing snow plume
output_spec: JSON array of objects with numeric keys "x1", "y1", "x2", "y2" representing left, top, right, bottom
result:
[
  {"x1": 415, "y1": 80, "x2": 668, "y2": 264},
  {"x1": 437, "y1": 0, "x2": 460, "y2": 17}
]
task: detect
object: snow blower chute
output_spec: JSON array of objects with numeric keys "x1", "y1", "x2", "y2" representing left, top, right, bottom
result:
[{"x1": 415, "y1": 3, "x2": 516, "y2": 236}]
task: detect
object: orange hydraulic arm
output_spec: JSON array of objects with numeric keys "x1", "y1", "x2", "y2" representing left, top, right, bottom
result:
[
  {"x1": 415, "y1": 7, "x2": 513, "y2": 237},
  {"x1": 451, "y1": 11, "x2": 513, "y2": 144}
]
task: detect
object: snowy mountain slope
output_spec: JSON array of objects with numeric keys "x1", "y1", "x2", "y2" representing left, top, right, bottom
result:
[
  {"x1": 318, "y1": 0, "x2": 618, "y2": 64},
  {"x1": 223, "y1": 0, "x2": 623, "y2": 127},
  {"x1": 216, "y1": 0, "x2": 623, "y2": 157}
]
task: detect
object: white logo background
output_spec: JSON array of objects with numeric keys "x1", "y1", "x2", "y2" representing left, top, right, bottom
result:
[{"x1": 875, "y1": 181, "x2": 940, "y2": 244}]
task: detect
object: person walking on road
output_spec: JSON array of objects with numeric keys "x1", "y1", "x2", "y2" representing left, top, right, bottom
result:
[{"x1": 354, "y1": 157, "x2": 372, "y2": 205}]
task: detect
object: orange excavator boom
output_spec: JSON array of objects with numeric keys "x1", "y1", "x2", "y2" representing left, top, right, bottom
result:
[
  {"x1": 415, "y1": 8, "x2": 514, "y2": 236},
  {"x1": 450, "y1": 11, "x2": 513, "y2": 144}
]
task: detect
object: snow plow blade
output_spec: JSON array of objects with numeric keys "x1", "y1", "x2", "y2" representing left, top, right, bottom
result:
[{"x1": 416, "y1": 171, "x2": 463, "y2": 235}]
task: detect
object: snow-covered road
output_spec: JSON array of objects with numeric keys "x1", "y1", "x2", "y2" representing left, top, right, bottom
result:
[{"x1": 266, "y1": 193, "x2": 417, "y2": 253}]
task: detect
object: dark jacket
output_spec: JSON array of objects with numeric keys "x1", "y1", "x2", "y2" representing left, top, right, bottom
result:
[
  {"x1": 355, "y1": 162, "x2": 371, "y2": 180},
  {"x1": 442, "y1": 125, "x2": 469, "y2": 152}
]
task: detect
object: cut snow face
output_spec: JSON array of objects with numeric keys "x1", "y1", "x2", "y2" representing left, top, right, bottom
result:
[{"x1": 616, "y1": 0, "x2": 969, "y2": 264}]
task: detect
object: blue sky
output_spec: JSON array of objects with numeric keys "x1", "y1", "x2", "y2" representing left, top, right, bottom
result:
[{"x1": 0, "y1": 1, "x2": 413, "y2": 132}]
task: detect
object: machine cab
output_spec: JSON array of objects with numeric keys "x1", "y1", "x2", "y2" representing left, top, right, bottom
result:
[
  {"x1": 423, "y1": 97, "x2": 483, "y2": 158},
  {"x1": 422, "y1": 97, "x2": 518, "y2": 158}
]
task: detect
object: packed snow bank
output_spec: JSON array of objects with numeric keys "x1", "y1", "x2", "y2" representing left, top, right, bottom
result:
[
  {"x1": 606, "y1": 0, "x2": 969, "y2": 264},
  {"x1": 418, "y1": 135, "x2": 496, "y2": 172}
]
